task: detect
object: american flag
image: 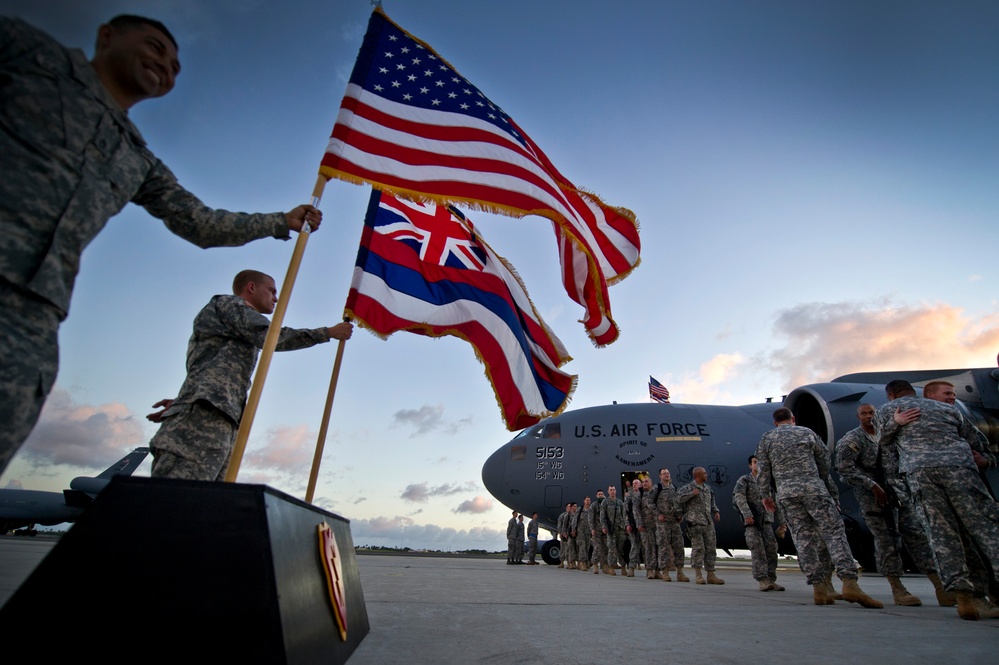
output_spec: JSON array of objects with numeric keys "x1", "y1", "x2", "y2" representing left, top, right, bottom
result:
[
  {"x1": 346, "y1": 189, "x2": 576, "y2": 430},
  {"x1": 321, "y1": 8, "x2": 640, "y2": 346},
  {"x1": 649, "y1": 376, "x2": 671, "y2": 403}
]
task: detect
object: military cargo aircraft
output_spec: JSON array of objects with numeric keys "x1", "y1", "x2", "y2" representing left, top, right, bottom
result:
[
  {"x1": 482, "y1": 368, "x2": 999, "y2": 566},
  {"x1": 0, "y1": 447, "x2": 150, "y2": 535}
]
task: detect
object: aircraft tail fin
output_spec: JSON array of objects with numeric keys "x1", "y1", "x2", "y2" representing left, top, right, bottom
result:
[{"x1": 69, "y1": 447, "x2": 150, "y2": 497}]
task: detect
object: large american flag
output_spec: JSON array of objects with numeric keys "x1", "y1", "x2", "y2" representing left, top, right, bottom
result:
[
  {"x1": 322, "y1": 8, "x2": 640, "y2": 346},
  {"x1": 346, "y1": 189, "x2": 576, "y2": 430}
]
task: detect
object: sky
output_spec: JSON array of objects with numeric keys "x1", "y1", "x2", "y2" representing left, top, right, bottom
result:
[{"x1": 1, "y1": 0, "x2": 997, "y2": 551}]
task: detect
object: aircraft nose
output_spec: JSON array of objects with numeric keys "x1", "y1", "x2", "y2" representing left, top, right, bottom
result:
[{"x1": 481, "y1": 444, "x2": 509, "y2": 503}]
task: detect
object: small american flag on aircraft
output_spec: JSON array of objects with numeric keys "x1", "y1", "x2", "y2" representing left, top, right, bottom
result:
[{"x1": 649, "y1": 376, "x2": 670, "y2": 403}]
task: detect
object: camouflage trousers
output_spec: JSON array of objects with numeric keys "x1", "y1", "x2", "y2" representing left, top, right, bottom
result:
[
  {"x1": 856, "y1": 489, "x2": 934, "y2": 577},
  {"x1": 507, "y1": 539, "x2": 517, "y2": 562},
  {"x1": 627, "y1": 529, "x2": 642, "y2": 567},
  {"x1": 908, "y1": 466, "x2": 999, "y2": 593},
  {"x1": 149, "y1": 400, "x2": 238, "y2": 482},
  {"x1": 590, "y1": 529, "x2": 608, "y2": 566},
  {"x1": 0, "y1": 282, "x2": 61, "y2": 476},
  {"x1": 527, "y1": 536, "x2": 538, "y2": 563},
  {"x1": 686, "y1": 523, "x2": 718, "y2": 571},
  {"x1": 513, "y1": 537, "x2": 524, "y2": 562},
  {"x1": 744, "y1": 523, "x2": 778, "y2": 582},
  {"x1": 640, "y1": 528, "x2": 656, "y2": 570},
  {"x1": 655, "y1": 519, "x2": 685, "y2": 569},
  {"x1": 605, "y1": 528, "x2": 627, "y2": 568},
  {"x1": 564, "y1": 534, "x2": 578, "y2": 564},
  {"x1": 559, "y1": 536, "x2": 570, "y2": 564},
  {"x1": 779, "y1": 495, "x2": 858, "y2": 584},
  {"x1": 574, "y1": 531, "x2": 591, "y2": 565}
]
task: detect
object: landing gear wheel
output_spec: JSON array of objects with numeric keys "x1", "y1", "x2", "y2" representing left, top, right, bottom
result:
[{"x1": 541, "y1": 539, "x2": 561, "y2": 565}]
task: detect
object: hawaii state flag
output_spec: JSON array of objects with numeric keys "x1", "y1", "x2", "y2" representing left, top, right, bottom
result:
[
  {"x1": 346, "y1": 189, "x2": 576, "y2": 430},
  {"x1": 322, "y1": 7, "x2": 640, "y2": 346}
]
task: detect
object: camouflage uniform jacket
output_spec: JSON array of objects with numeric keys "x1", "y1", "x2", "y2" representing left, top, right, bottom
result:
[
  {"x1": 652, "y1": 481, "x2": 682, "y2": 522},
  {"x1": 639, "y1": 490, "x2": 657, "y2": 529},
  {"x1": 756, "y1": 424, "x2": 835, "y2": 501},
  {"x1": 507, "y1": 517, "x2": 517, "y2": 540},
  {"x1": 527, "y1": 518, "x2": 538, "y2": 538},
  {"x1": 0, "y1": 18, "x2": 290, "y2": 317},
  {"x1": 624, "y1": 489, "x2": 645, "y2": 530},
  {"x1": 732, "y1": 472, "x2": 782, "y2": 526},
  {"x1": 557, "y1": 511, "x2": 569, "y2": 538},
  {"x1": 161, "y1": 295, "x2": 329, "y2": 424},
  {"x1": 589, "y1": 498, "x2": 604, "y2": 533},
  {"x1": 600, "y1": 497, "x2": 625, "y2": 532},
  {"x1": 677, "y1": 480, "x2": 718, "y2": 526},
  {"x1": 576, "y1": 506, "x2": 592, "y2": 535},
  {"x1": 835, "y1": 426, "x2": 882, "y2": 492},
  {"x1": 875, "y1": 396, "x2": 986, "y2": 474}
]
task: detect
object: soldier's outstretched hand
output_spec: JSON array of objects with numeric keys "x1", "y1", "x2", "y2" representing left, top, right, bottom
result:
[
  {"x1": 285, "y1": 204, "x2": 323, "y2": 233},
  {"x1": 146, "y1": 398, "x2": 175, "y2": 423}
]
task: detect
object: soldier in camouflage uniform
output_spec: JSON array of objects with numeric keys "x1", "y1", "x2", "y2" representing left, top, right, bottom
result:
[
  {"x1": 575, "y1": 496, "x2": 593, "y2": 571},
  {"x1": 623, "y1": 478, "x2": 644, "y2": 577},
  {"x1": 564, "y1": 503, "x2": 579, "y2": 570},
  {"x1": 506, "y1": 510, "x2": 518, "y2": 564},
  {"x1": 677, "y1": 467, "x2": 724, "y2": 584},
  {"x1": 733, "y1": 455, "x2": 787, "y2": 591},
  {"x1": 835, "y1": 403, "x2": 937, "y2": 606},
  {"x1": 556, "y1": 504, "x2": 570, "y2": 569},
  {"x1": 146, "y1": 270, "x2": 351, "y2": 481},
  {"x1": 526, "y1": 512, "x2": 540, "y2": 565},
  {"x1": 652, "y1": 467, "x2": 687, "y2": 581},
  {"x1": 513, "y1": 514, "x2": 526, "y2": 564},
  {"x1": 589, "y1": 490, "x2": 608, "y2": 574},
  {"x1": 877, "y1": 379, "x2": 999, "y2": 620},
  {"x1": 639, "y1": 477, "x2": 659, "y2": 579},
  {"x1": 923, "y1": 381, "x2": 999, "y2": 613},
  {"x1": 600, "y1": 484, "x2": 627, "y2": 576},
  {"x1": 757, "y1": 407, "x2": 882, "y2": 608},
  {"x1": 0, "y1": 15, "x2": 325, "y2": 476}
]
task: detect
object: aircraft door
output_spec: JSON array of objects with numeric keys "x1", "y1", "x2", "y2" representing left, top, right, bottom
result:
[{"x1": 544, "y1": 485, "x2": 562, "y2": 509}]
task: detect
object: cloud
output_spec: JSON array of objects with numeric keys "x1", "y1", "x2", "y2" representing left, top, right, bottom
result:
[
  {"x1": 15, "y1": 388, "x2": 146, "y2": 470},
  {"x1": 392, "y1": 405, "x2": 473, "y2": 437},
  {"x1": 661, "y1": 299, "x2": 999, "y2": 405},
  {"x1": 453, "y1": 495, "x2": 493, "y2": 514},
  {"x1": 348, "y1": 515, "x2": 506, "y2": 550},
  {"x1": 401, "y1": 481, "x2": 478, "y2": 503},
  {"x1": 761, "y1": 300, "x2": 999, "y2": 391}
]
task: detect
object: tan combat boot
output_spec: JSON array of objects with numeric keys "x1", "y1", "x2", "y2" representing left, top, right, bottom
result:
[
  {"x1": 605, "y1": 564, "x2": 616, "y2": 576},
  {"x1": 759, "y1": 579, "x2": 776, "y2": 591},
  {"x1": 972, "y1": 597, "x2": 999, "y2": 619},
  {"x1": 927, "y1": 572, "x2": 956, "y2": 607},
  {"x1": 771, "y1": 579, "x2": 785, "y2": 591},
  {"x1": 842, "y1": 578, "x2": 884, "y2": 608},
  {"x1": 675, "y1": 567, "x2": 690, "y2": 582},
  {"x1": 813, "y1": 583, "x2": 834, "y2": 605},
  {"x1": 955, "y1": 591, "x2": 979, "y2": 621},
  {"x1": 626, "y1": 566, "x2": 635, "y2": 577},
  {"x1": 661, "y1": 569, "x2": 672, "y2": 582},
  {"x1": 823, "y1": 573, "x2": 844, "y2": 600},
  {"x1": 706, "y1": 570, "x2": 725, "y2": 585},
  {"x1": 646, "y1": 567, "x2": 654, "y2": 579},
  {"x1": 887, "y1": 575, "x2": 922, "y2": 606},
  {"x1": 694, "y1": 568, "x2": 705, "y2": 584},
  {"x1": 593, "y1": 562, "x2": 600, "y2": 574}
]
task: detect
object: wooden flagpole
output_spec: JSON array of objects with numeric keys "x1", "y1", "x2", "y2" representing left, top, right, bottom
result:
[
  {"x1": 223, "y1": 175, "x2": 328, "y2": 483},
  {"x1": 305, "y1": 317, "x2": 350, "y2": 503}
]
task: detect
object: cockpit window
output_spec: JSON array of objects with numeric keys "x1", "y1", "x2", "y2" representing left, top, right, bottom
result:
[
  {"x1": 542, "y1": 423, "x2": 561, "y2": 439},
  {"x1": 515, "y1": 424, "x2": 546, "y2": 439}
]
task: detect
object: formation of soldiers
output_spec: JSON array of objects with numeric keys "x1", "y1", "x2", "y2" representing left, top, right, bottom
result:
[{"x1": 509, "y1": 378, "x2": 999, "y2": 622}]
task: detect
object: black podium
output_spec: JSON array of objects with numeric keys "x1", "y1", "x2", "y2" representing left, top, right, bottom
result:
[{"x1": 0, "y1": 476, "x2": 369, "y2": 663}]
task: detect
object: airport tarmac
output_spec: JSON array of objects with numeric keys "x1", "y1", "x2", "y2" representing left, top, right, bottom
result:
[{"x1": 2, "y1": 536, "x2": 996, "y2": 663}]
